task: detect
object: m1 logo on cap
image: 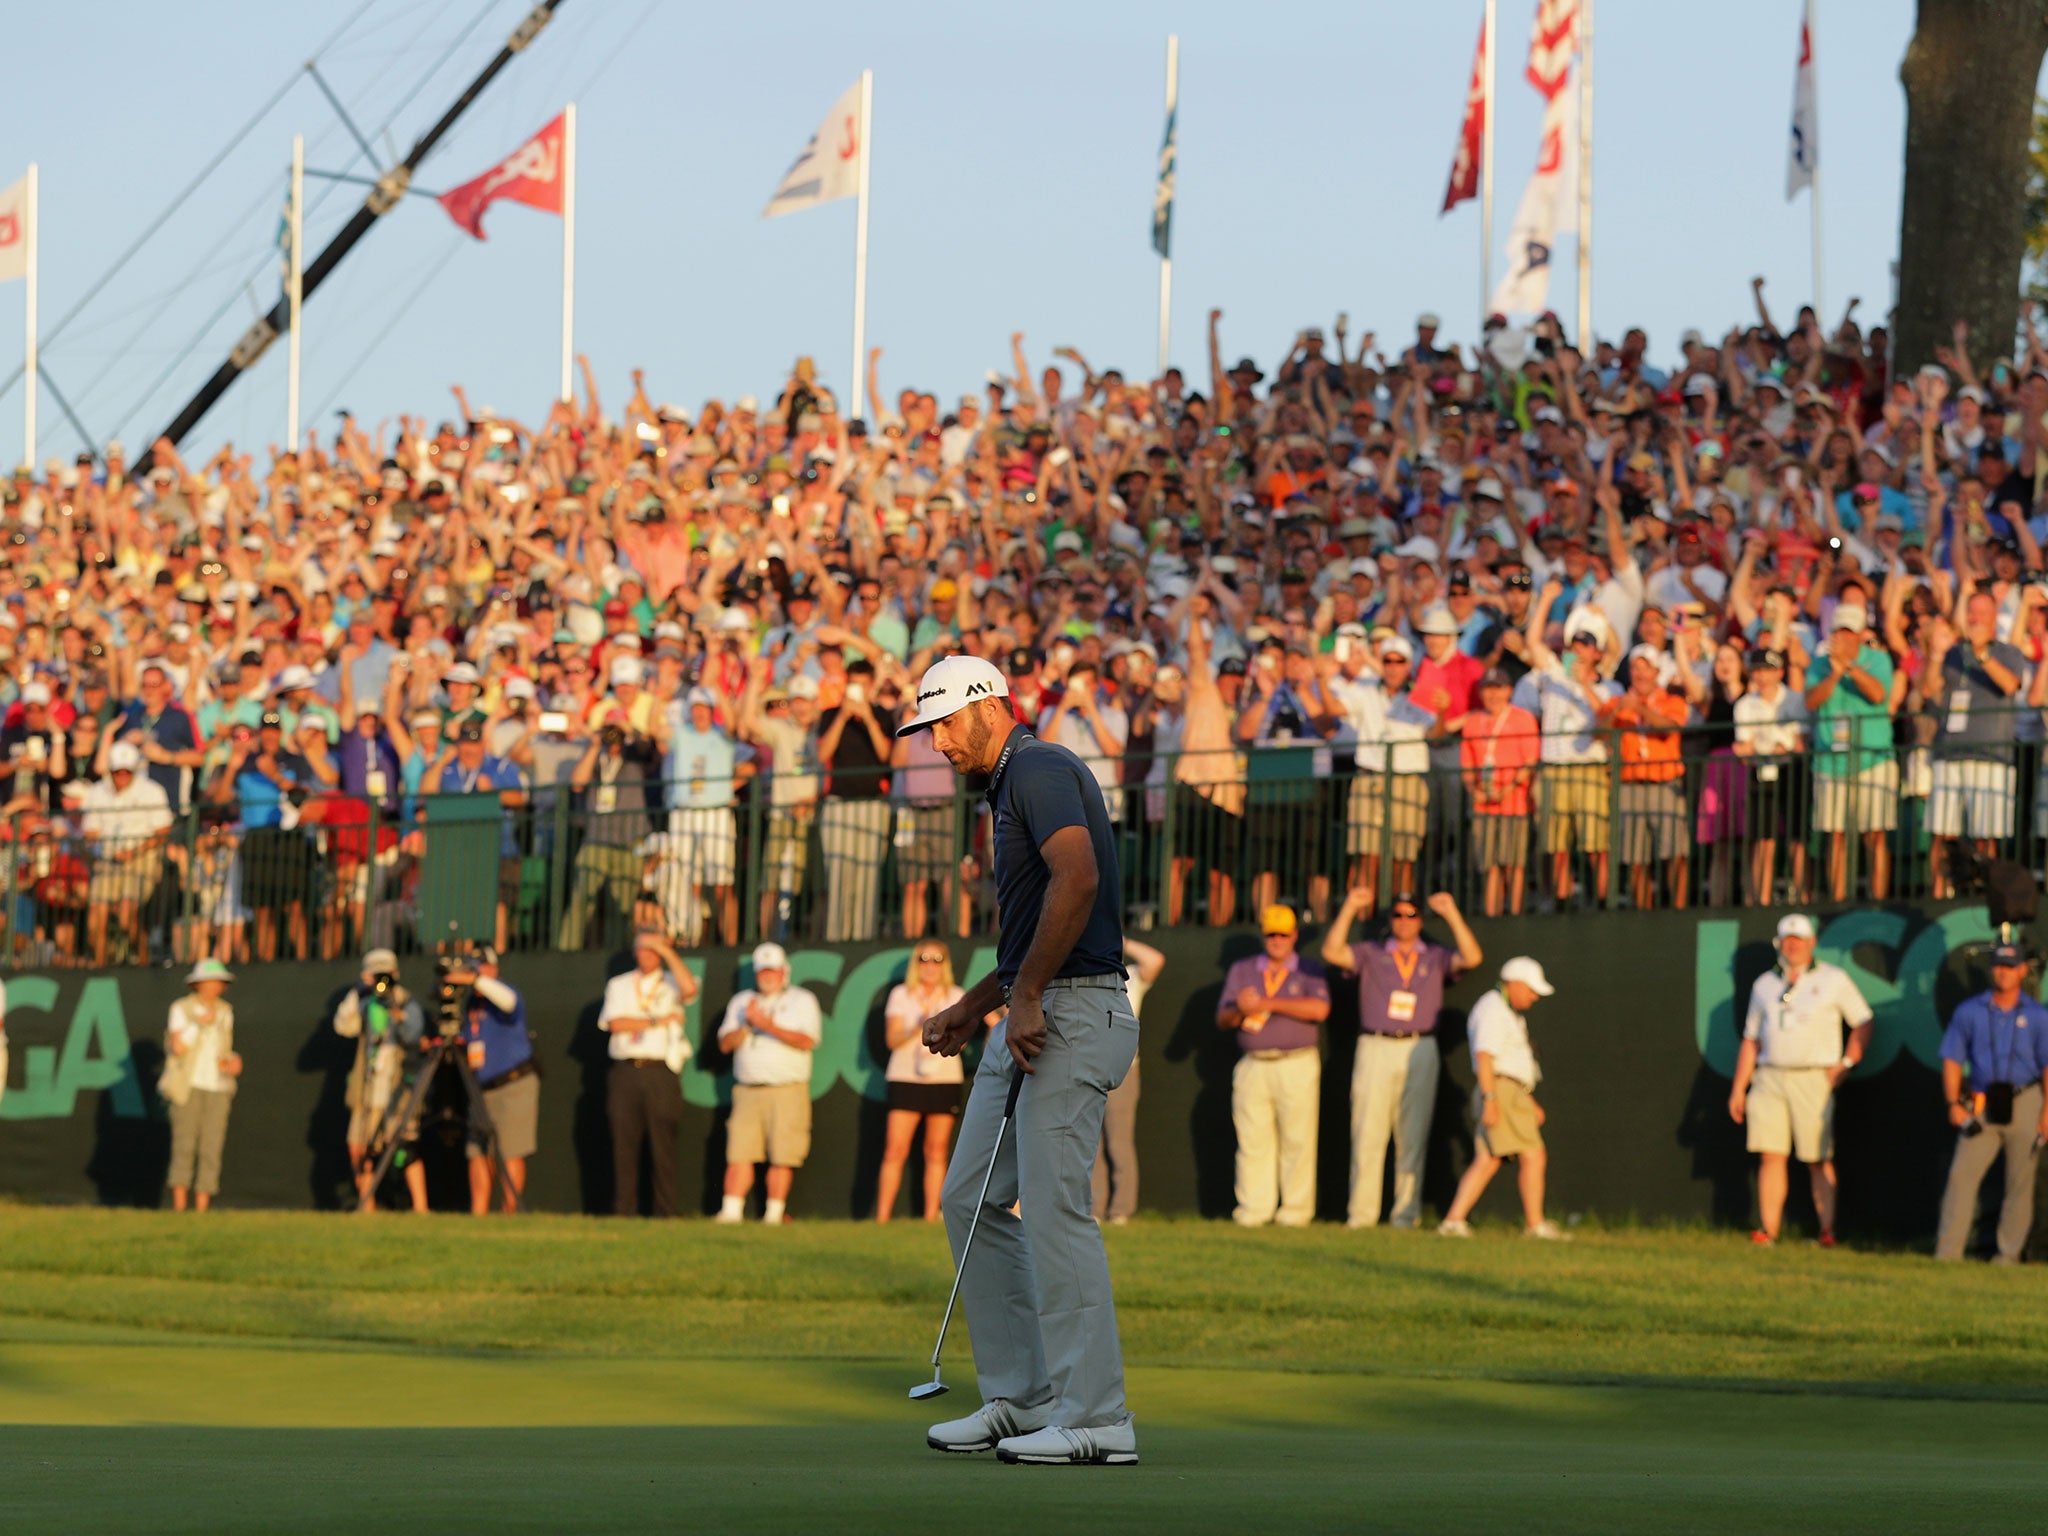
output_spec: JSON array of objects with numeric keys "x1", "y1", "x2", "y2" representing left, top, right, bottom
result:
[{"x1": 964, "y1": 682, "x2": 992, "y2": 698}]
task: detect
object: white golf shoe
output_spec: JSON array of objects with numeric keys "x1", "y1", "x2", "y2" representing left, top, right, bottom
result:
[
  {"x1": 927, "y1": 1398, "x2": 1046, "y2": 1455},
  {"x1": 996, "y1": 1417, "x2": 1138, "y2": 1466}
]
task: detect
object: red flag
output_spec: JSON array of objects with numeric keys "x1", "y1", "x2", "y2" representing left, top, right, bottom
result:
[
  {"x1": 1441, "y1": 18, "x2": 1488, "y2": 214},
  {"x1": 439, "y1": 112, "x2": 567, "y2": 240}
]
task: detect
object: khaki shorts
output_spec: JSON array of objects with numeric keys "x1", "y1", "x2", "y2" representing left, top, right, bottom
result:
[
  {"x1": 472, "y1": 1070, "x2": 539, "y2": 1161},
  {"x1": 1814, "y1": 760, "x2": 1899, "y2": 834},
  {"x1": 765, "y1": 808, "x2": 813, "y2": 894},
  {"x1": 1540, "y1": 763, "x2": 1610, "y2": 854},
  {"x1": 89, "y1": 846, "x2": 163, "y2": 906},
  {"x1": 1745, "y1": 1064, "x2": 1834, "y2": 1162},
  {"x1": 1618, "y1": 779, "x2": 1690, "y2": 863},
  {"x1": 1347, "y1": 773, "x2": 1428, "y2": 860},
  {"x1": 1477, "y1": 1076, "x2": 1543, "y2": 1158},
  {"x1": 1473, "y1": 813, "x2": 1529, "y2": 870},
  {"x1": 728, "y1": 1081, "x2": 812, "y2": 1168}
]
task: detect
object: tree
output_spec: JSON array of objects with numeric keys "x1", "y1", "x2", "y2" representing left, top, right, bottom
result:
[
  {"x1": 1894, "y1": 0, "x2": 2048, "y2": 374},
  {"x1": 2024, "y1": 95, "x2": 2048, "y2": 302}
]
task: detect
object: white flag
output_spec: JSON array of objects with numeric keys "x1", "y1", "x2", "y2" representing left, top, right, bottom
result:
[
  {"x1": 1787, "y1": 7, "x2": 1817, "y2": 200},
  {"x1": 0, "y1": 175, "x2": 29, "y2": 284},
  {"x1": 762, "y1": 80, "x2": 865, "y2": 219},
  {"x1": 1491, "y1": 0, "x2": 1579, "y2": 317}
]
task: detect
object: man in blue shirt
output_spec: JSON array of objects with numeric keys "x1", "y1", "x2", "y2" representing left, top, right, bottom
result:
[
  {"x1": 898, "y1": 654, "x2": 1139, "y2": 1467},
  {"x1": 1935, "y1": 943, "x2": 2048, "y2": 1262},
  {"x1": 449, "y1": 945, "x2": 537, "y2": 1216},
  {"x1": 664, "y1": 686, "x2": 740, "y2": 946}
]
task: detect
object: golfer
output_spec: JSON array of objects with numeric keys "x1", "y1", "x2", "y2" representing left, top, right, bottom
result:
[{"x1": 899, "y1": 655, "x2": 1141, "y2": 1467}]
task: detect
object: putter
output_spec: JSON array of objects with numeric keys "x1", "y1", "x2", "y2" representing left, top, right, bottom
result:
[{"x1": 909, "y1": 1071, "x2": 1025, "y2": 1401}]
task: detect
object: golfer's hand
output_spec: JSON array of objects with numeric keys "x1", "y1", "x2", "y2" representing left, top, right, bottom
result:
[
  {"x1": 1949, "y1": 1101, "x2": 1972, "y2": 1129},
  {"x1": 1728, "y1": 1090, "x2": 1747, "y2": 1126},
  {"x1": 922, "y1": 998, "x2": 979, "y2": 1057},
  {"x1": 1481, "y1": 1098, "x2": 1502, "y2": 1129},
  {"x1": 1005, "y1": 994, "x2": 1047, "y2": 1075}
]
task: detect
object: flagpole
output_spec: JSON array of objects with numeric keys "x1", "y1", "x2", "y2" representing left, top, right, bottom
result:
[
  {"x1": 22, "y1": 162, "x2": 36, "y2": 465},
  {"x1": 1479, "y1": 0, "x2": 1496, "y2": 326},
  {"x1": 1806, "y1": 0, "x2": 1824, "y2": 323},
  {"x1": 287, "y1": 136, "x2": 303, "y2": 456},
  {"x1": 849, "y1": 69, "x2": 873, "y2": 423},
  {"x1": 1158, "y1": 34, "x2": 1178, "y2": 375},
  {"x1": 1575, "y1": 0, "x2": 1593, "y2": 347},
  {"x1": 561, "y1": 101, "x2": 577, "y2": 403}
]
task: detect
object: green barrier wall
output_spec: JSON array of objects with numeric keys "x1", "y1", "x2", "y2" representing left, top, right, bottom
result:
[{"x1": 0, "y1": 904, "x2": 2027, "y2": 1239}]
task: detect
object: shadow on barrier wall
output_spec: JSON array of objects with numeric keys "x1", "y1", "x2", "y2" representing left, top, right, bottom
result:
[{"x1": 1, "y1": 908, "x2": 2035, "y2": 1239}]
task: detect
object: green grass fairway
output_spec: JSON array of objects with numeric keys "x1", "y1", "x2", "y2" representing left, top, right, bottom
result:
[{"x1": 2, "y1": 1210, "x2": 2044, "y2": 1533}]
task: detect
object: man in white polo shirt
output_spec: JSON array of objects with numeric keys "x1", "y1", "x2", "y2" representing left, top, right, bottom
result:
[
  {"x1": 600, "y1": 928, "x2": 701, "y2": 1218},
  {"x1": 1728, "y1": 914, "x2": 1873, "y2": 1246},
  {"x1": 1439, "y1": 957, "x2": 1564, "y2": 1239},
  {"x1": 715, "y1": 942, "x2": 823, "y2": 1224}
]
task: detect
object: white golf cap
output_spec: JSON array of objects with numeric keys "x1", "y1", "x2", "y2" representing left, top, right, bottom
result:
[
  {"x1": 1418, "y1": 311, "x2": 1442, "y2": 328},
  {"x1": 108, "y1": 742, "x2": 142, "y2": 772},
  {"x1": 1473, "y1": 477, "x2": 1506, "y2": 501},
  {"x1": 1829, "y1": 605, "x2": 1868, "y2": 633},
  {"x1": 610, "y1": 656, "x2": 644, "y2": 687},
  {"x1": 1499, "y1": 956, "x2": 1554, "y2": 996},
  {"x1": 504, "y1": 675, "x2": 537, "y2": 700},
  {"x1": 1776, "y1": 913, "x2": 1817, "y2": 943},
  {"x1": 752, "y1": 942, "x2": 789, "y2": 972},
  {"x1": 1417, "y1": 605, "x2": 1461, "y2": 637},
  {"x1": 895, "y1": 655, "x2": 1010, "y2": 738}
]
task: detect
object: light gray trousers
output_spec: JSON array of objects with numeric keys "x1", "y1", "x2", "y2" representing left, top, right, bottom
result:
[
  {"x1": 942, "y1": 977, "x2": 1139, "y2": 1429},
  {"x1": 1935, "y1": 1084, "x2": 2042, "y2": 1261}
]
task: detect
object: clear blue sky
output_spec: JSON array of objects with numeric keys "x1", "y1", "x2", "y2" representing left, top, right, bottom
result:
[{"x1": 0, "y1": 0, "x2": 1963, "y2": 465}]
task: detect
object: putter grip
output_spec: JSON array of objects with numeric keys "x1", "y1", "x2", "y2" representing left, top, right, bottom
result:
[{"x1": 1004, "y1": 1071, "x2": 1024, "y2": 1117}]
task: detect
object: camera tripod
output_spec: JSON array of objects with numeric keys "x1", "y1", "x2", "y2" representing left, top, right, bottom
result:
[{"x1": 362, "y1": 1036, "x2": 523, "y2": 1213}]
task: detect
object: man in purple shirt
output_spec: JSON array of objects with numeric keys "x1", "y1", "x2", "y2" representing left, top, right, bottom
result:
[
  {"x1": 1321, "y1": 888, "x2": 1482, "y2": 1228},
  {"x1": 1217, "y1": 905, "x2": 1332, "y2": 1227}
]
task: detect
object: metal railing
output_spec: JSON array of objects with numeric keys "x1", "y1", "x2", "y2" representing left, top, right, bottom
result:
[{"x1": 4, "y1": 707, "x2": 2041, "y2": 966}]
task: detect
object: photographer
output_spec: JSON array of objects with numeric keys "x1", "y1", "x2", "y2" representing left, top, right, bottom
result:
[
  {"x1": 599, "y1": 928, "x2": 700, "y2": 1217},
  {"x1": 444, "y1": 945, "x2": 538, "y2": 1215},
  {"x1": 1934, "y1": 943, "x2": 2048, "y2": 1262},
  {"x1": 333, "y1": 946, "x2": 428, "y2": 1212}
]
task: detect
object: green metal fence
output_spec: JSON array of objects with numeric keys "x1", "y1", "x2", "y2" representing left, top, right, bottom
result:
[{"x1": 6, "y1": 708, "x2": 2042, "y2": 967}]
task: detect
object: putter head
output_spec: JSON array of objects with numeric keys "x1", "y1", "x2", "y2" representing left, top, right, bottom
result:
[{"x1": 907, "y1": 1379, "x2": 949, "y2": 1401}]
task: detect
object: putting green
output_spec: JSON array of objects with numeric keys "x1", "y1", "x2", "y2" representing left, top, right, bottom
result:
[{"x1": 2, "y1": 1345, "x2": 2046, "y2": 1534}]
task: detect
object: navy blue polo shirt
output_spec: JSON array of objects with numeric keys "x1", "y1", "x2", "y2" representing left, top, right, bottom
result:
[{"x1": 987, "y1": 729, "x2": 1124, "y2": 988}]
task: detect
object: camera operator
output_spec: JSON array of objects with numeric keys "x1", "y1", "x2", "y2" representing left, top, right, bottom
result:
[
  {"x1": 599, "y1": 928, "x2": 701, "y2": 1217},
  {"x1": 1934, "y1": 943, "x2": 2048, "y2": 1262},
  {"x1": 444, "y1": 945, "x2": 538, "y2": 1215},
  {"x1": 333, "y1": 946, "x2": 428, "y2": 1212}
]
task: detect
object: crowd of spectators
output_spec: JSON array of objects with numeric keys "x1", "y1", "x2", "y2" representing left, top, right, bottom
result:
[{"x1": 9, "y1": 282, "x2": 2048, "y2": 964}]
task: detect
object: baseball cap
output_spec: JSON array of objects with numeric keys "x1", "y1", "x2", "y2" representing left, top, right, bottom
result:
[
  {"x1": 1378, "y1": 634, "x2": 1415, "y2": 662},
  {"x1": 1261, "y1": 904, "x2": 1298, "y2": 936},
  {"x1": 1417, "y1": 605, "x2": 1460, "y2": 636},
  {"x1": 1992, "y1": 942, "x2": 2026, "y2": 967},
  {"x1": 752, "y1": 942, "x2": 789, "y2": 973},
  {"x1": 895, "y1": 655, "x2": 1011, "y2": 738},
  {"x1": 1775, "y1": 914, "x2": 1817, "y2": 943},
  {"x1": 445, "y1": 661, "x2": 482, "y2": 685},
  {"x1": 108, "y1": 742, "x2": 142, "y2": 772},
  {"x1": 1829, "y1": 605, "x2": 1868, "y2": 633},
  {"x1": 20, "y1": 682, "x2": 49, "y2": 705},
  {"x1": 611, "y1": 656, "x2": 645, "y2": 687},
  {"x1": 1478, "y1": 667, "x2": 1513, "y2": 690},
  {"x1": 362, "y1": 948, "x2": 399, "y2": 975},
  {"x1": 1499, "y1": 956, "x2": 1555, "y2": 997}
]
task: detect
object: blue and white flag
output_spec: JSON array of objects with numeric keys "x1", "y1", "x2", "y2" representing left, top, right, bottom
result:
[
  {"x1": 1152, "y1": 102, "x2": 1175, "y2": 258},
  {"x1": 1786, "y1": 4, "x2": 1817, "y2": 200}
]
